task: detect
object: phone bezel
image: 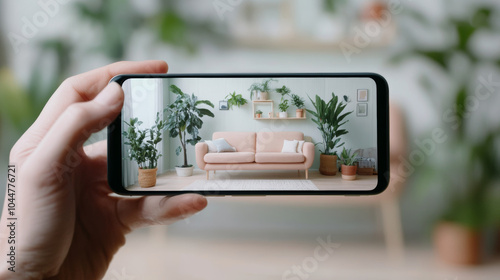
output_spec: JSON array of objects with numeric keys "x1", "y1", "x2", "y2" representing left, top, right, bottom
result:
[{"x1": 108, "y1": 73, "x2": 390, "y2": 196}]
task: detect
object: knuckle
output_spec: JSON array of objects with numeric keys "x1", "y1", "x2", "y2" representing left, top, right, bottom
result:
[{"x1": 65, "y1": 103, "x2": 91, "y2": 121}]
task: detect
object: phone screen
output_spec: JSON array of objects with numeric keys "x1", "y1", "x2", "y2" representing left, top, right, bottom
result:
[{"x1": 110, "y1": 74, "x2": 389, "y2": 195}]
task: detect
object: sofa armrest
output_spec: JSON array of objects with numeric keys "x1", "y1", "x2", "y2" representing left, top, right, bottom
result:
[
  {"x1": 195, "y1": 142, "x2": 208, "y2": 170},
  {"x1": 303, "y1": 142, "x2": 315, "y2": 169}
]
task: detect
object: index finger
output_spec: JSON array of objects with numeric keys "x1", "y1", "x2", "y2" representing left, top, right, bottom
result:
[{"x1": 31, "y1": 60, "x2": 168, "y2": 134}]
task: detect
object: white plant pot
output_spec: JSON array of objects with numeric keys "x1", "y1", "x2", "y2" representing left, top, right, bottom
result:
[
  {"x1": 279, "y1": 112, "x2": 288, "y2": 118},
  {"x1": 175, "y1": 166, "x2": 194, "y2": 177}
]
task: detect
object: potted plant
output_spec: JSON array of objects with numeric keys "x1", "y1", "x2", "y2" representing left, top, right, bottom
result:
[
  {"x1": 255, "y1": 109, "x2": 263, "y2": 118},
  {"x1": 395, "y1": 6, "x2": 500, "y2": 265},
  {"x1": 275, "y1": 85, "x2": 291, "y2": 98},
  {"x1": 290, "y1": 93, "x2": 306, "y2": 118},
  {"x1": 164, "y1": 85, "x2": 214, "y2": 177},
  {"x1": 278, "y1": 99, "x2": 289, "y2": 118},
  {"x1": 225, "y1": 91, "x2": 248, "y2": 109},
  {"x1": 339, "y1": 148, "x2": 359, "y2": 180},
  {"x1": 248, "y1": 78, "x2": 277, "y2": 100},
  {"x1": 123, "y1": 113, "x2": 165, "y2": 188},
  {"x1": 307, "y1": 93, "x2": 352, "y2": 175}
]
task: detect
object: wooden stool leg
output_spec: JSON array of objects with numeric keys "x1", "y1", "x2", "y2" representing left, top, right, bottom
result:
[
  {"x1": 381, "y1": 199, "x2": 404, "y2": 260},
  {"x1": 305, "y1": 169, "x2": 309, "y2": 179},
  {"x1": 206, "y1": 170, "x2": 209, "y2": 180}
]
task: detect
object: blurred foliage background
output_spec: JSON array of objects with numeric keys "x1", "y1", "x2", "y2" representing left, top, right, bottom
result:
[{"x1": 0, "y1": 0, "x2": 499, "y2": 256}]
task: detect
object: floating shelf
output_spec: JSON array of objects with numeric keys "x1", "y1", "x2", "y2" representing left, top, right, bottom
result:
[
  {"x1": 252, "y1": 100, "x2": 306, "y2": 120},
  {"x1": 254, "y1": 117, "x2": 307, "y2": 120}
]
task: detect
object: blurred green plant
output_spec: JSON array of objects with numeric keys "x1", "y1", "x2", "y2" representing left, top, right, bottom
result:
[
  {"x1": 393, "y1": 5, "x2": 500, "y2": 230},
  {"x1": 0, "y1": 0, "x2": 222, "y2": 139},
  {"x1": 76, "y1": 0, "x2": 220, "y2": 57},
  {"x1": 0, "y1": 39, "x2": 71, "y2": 135}
]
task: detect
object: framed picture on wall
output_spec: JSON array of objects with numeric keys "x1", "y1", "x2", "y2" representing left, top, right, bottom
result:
[
  {"x1": 357, "y1": 103, "x2": 368, "y2": 117},
  {"x1": 219, "y1": 101, "x2": 228, "y2": 110},
  {"x1": 357, "y1": 89, "x2": 368, "y2": 102}
]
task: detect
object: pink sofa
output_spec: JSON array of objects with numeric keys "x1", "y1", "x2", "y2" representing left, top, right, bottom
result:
[{"x1": 195, "y1": 131, "x2": 315, "y2": 179}]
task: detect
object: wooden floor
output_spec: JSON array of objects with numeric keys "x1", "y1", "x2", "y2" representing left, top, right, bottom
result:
[
  {"x1": 104, "y1": 229, "x2": 500, "y2": 280},
  {"x1": 126, "y1": 170, "x2": 378, "y2": 191}
]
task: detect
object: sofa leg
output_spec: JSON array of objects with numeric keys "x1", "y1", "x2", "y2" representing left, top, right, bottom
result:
[
  {"x1": 305, "y1": 169, "x2": 309, "y2": 179},
  {"x1": 297, "y1": 170, "x2": 300, "y2": 176},
  {"x1": 206, "y1": 170, "x2": 209, "y2": 180}
]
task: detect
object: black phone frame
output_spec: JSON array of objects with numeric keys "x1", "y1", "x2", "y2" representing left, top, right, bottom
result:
[{"x1": 108, "y1": 73, "x2": 390, "y2": 196}]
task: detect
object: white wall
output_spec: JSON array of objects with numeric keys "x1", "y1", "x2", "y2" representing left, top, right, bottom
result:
[{"x1": 156, "y1": 77, "x2": 377, "y2": 170}]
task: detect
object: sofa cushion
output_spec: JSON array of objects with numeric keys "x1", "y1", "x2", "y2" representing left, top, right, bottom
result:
[
  {"x1": 281, "y1": 140, "x2": 298, "y2": 153},
  {"x1": 255, "y1": 152, "x2": 305, "y2": 163},
  {"x1": 204, "y1": 152, "x2": 255, "y2": 164},
  {"x1": 213, "y1": 132, "x2": 256, "y2": 153},
  {"x1": 212, "y1": 138, "x2": 236, "y2": 152},
  {"x1": 256, "y1": 131, "x2": 304, "y2": 153},
  {"x1": 204, "y1": 140, "x2": 218, "y2": 153}
]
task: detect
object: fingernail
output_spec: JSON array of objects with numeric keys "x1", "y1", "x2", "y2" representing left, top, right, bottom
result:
[{"x1": 94, "y1": 82, "x2": 123, "y2": 106}]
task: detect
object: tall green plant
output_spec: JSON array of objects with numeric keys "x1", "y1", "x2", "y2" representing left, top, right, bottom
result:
[
  {"x1": 164, "y1": 84, "x2": 214, "y2": 167},
  {"x1": 306, "y1": 93, "x2": 352, "y2": 155},
  {"x1": 123, "y1": 113, "x2": 165, "y2": 169}
]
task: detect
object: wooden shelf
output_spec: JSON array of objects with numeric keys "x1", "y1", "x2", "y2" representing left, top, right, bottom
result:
[
  {"x1": 252, "y1": 100, "x2": 307, "y2": 120},
  {"x1": 254, "y1": 117, "x2": 307, "y2": 120}
]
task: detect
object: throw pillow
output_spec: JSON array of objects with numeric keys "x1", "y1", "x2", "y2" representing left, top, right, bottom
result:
[
  {"x1": 212, "y1": 138, "x2": 237, "y2": 153},
  {"x1": 204, "y1": 140, "x2": 217, "y2": 153},
  {"x1": 297, "y1": 140, "x2": 305, "y2": 153},
  {"x1": 281, "y1": 140, "x2": 298, "y2": 153}
]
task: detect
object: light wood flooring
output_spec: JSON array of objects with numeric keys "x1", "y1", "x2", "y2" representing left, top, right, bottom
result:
[{"x1": 126, "y1": 170, "x2": 378, "y2": 191}]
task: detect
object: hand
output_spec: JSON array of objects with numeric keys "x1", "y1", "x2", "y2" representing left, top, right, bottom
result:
[{"x1": 0, "y1": 61, "x2": 208, "y2": 279}]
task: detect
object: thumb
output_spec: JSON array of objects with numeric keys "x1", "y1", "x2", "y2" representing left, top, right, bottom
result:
[{"x1": 30, "y1": 82, "x2": 124, "y2": 169}]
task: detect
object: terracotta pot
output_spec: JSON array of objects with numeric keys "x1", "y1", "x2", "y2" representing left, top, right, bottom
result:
[
  {"x1": 255, "y1": 114, "x2": 262, "y2": 118},
  {"x1": 434, "y1": 222, "x2": 481, "y2": 265},
  {"x1": 319, "y1": 154, "x2": 337, "y2": 175},
  {"x1": 138, "y1": 168, "x2": 157, "y2": 188},
  {"x1": 259, "y1": 91, "x2": 269, "y2": 100},
  {"x1": 296, "y1": 109, "x2": 304, "y2": 118},
  {"x1": 341, "y1": 165, "x2": 357, "y2": 180}
]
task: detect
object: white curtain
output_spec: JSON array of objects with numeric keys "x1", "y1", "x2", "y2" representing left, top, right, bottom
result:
[
  {"x1": 122, "y1": 80, "x2": 137, "y2": 187},
  {"x1": 122, "y1": 79, "x2": 164, "y2": 188}
]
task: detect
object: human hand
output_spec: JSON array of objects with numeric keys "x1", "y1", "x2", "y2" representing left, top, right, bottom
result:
[{"x1": 0, "y1": 61, "x2": 208, "y2": 279}]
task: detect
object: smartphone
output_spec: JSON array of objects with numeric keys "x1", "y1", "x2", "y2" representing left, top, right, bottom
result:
[{"x1": 107, "y1": 73, "x2": 389, "y2": 196}]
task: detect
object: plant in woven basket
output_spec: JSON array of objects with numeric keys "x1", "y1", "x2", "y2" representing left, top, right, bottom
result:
[{"x1": 123, "y1": 113, "x2": 166, "y2": 187}]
